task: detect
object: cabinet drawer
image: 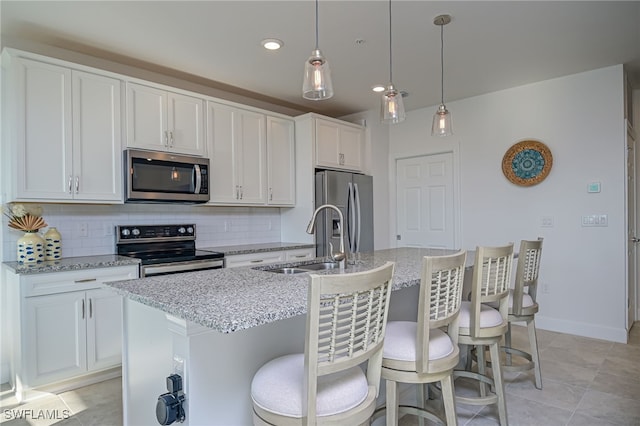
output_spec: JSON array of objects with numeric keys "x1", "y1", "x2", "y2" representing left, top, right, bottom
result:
[
  {"x1": 285, "y1": 248, "x2": 316, "y2": 261},
  {"x1": 22, "y1": 266, "x2": 138, "y2": 297},
  {"x1": 225, "y1": 251, "x2": 286, "y2": 268}
]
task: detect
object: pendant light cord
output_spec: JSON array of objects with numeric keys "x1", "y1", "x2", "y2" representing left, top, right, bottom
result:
[
  {"x1": 440, "y1": 21, "x2": 444, "y2": 105},
  {"x1": 388, "y1": 0, "x2": 393, "y2": 83},
  {"x1": 315, "y1": 0, "x2": 319, "y2": 50}
]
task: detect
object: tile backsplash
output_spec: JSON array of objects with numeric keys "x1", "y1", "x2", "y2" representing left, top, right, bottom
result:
[{"x1": 2, "y1": 203, "x2": 283, "y2": 261}]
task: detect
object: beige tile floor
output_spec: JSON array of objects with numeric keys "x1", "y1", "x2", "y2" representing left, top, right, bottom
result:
[{"x1": 1, "y1": 323, "x2": 639, "y2": 426}]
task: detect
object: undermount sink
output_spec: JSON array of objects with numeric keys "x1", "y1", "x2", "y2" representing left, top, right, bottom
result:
[
  {"x1": 297, "y1": 262, "x2": 340, "y2": 271},
  {"x1": 266, "y1": 267, "x2": 308, "y2": 274},
  {"x1": 259, "y1": 262, "x2": 340, "y2": 274}
]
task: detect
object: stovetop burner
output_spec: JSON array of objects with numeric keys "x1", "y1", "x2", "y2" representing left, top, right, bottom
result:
[{"x1": 116, "y1": 224, "x2": 224, "y2": 266}]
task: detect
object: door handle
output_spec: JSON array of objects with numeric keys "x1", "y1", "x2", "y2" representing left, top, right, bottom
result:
[{"x1": 632, "y1": 237, "x2": 640, "y2": 243}]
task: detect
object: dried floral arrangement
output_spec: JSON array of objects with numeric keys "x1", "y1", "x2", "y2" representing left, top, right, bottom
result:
[{"x1": 3, "y1": 203, "x2": 47, "y2": 232}]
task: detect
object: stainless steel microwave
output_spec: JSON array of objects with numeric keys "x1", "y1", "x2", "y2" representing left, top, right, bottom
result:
[{"x1": 124, "y1": 149, "x2": 210, "y2": 203}]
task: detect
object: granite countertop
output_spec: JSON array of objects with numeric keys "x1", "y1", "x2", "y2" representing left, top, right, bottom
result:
[
  {"x1": 106, "y1": 247, "x2": 468, "y2": 334},
  {"x1": 200, "y1": 242, "x2": 315, "y2": 256},
  {"x1": 2, "y1": 254, "x2": 140, "y2": 275}
]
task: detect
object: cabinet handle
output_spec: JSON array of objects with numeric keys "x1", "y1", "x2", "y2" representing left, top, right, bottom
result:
[
  {"x1": 164, "y1": 131, "x2": 169, "y2": 147},
  {"x1": 89, "y1": 299, "x2": 93, "y2": 318},
  {"x1": 235, "y1": 185, "x2": 239, "y2": 199},
  {"x1": 75, "y1": 176, "x2": 79, "y2": 193},
  {"x1": 169, "y1": 131, "x2": 174, "y2": 147},
  {"x1": 68, "y1": 175, "x2": 73, "y2": 193},
  {"x1": 269, "y1": 188, "x2": 273, "y2": 201},
  {"x1": 74, "y1": 278, "x2": 97, "y2": 283},
  {"x1": 240, "y1": 186, "x2": 243, "y2": 200},
  {"x1": 292, "y1": 255, "x2": 307, "y2": 258},
  {"x1": 250, "y1": 259, "x2": 264, "y2": 263},
  {"x1": 82, "y1": 299, "x2": 85, "y2": 319},
  {"x1": 339, "y1": 153, "x2": 345, "y2": 165}
]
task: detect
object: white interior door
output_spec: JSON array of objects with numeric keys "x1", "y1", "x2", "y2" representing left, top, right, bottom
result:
[
  {"x1": 628, "y1": 123, "x2": 637, "y2": 332},
  {"x1": 396, "y1": 153, "x2": 455, "y2": 248}
]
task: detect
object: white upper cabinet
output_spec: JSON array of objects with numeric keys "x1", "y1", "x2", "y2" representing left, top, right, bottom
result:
[
  {"x1": 6, "y1": 54, "x2": 123, "y2": 202},
  {"x1": 315, "y1": 116, "x2": 364, "y2": 171},
  {"x1": 207, "y1": 102, "x2": 265, "y2": 205},
  {"x1": 266, "y1": 116, "x2": 295, "y2": 206},
  {"x1": 126, "y1": 82, "x2": 205, "y2": 156},
  {"x1": 207, "y1": 101, "x2": 294, "y2": 206}
]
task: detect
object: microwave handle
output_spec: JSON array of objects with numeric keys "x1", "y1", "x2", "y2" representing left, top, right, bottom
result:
[{"x1": 194, "y1": 165, "x2": 202, "y2": 194}]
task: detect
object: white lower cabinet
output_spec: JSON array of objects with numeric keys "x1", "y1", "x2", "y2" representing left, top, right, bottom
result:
[
  {"x1": 225, "y1": 251, "x2": 285, "y2": 268},
  {"x1": 225, "y1": 248, "x2": 315, "y2": 268},
  {"x1": 5, "y1": 265, "x2": 138, "y2": 401},
  {"x1": 285, "y1": 248, "x2": 316, "y2": 261}
]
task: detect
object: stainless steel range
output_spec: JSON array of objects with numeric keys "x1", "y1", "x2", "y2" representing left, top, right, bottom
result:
[{"x1": 116, "y1": 224, "x2": 224, "y2": 277}]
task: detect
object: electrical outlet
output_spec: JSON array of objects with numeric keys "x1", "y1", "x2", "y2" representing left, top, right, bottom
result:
[
  {"x1": 78, "y1": 223, "x2": 88, "y2": 238},
  {"x1": 103, "y1": 223, "x2": 114, "y2": 237},
  {"x1": 540, "y1": 278, "x2": 550, "y2": 294},
  {"x1": 173, "y1": 356, "x2": 185, "y2": 377}
]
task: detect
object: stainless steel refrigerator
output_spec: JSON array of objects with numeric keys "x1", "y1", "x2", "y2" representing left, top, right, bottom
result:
[{"x1": 314, "y1": 170, "x2": 374, "y2": 258}]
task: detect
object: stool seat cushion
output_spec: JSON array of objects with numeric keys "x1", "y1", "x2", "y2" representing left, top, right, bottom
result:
[
  {"x1": 250, "y1": 353, "x2": 369, "y2": 418},
  {"x1": 459, "y1": 301, "x2": 503, "y2": 328},
  {"x1": 383, "y1": 321, "x2": 455, "y2": 362},
  {"x1": 508, "y1": 289, "x2": 535, "y2": 308}
]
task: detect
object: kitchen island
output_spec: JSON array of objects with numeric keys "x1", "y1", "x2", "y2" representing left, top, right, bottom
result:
[{"x1": 107, "y1": 248, "x2": 465, "y2": 426}]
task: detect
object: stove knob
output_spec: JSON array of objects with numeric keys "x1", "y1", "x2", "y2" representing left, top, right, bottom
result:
[
  {"x1": 186, "y1": 227, "x2": 194, "y2": 234},
  {"x1": 178, "y1": 227, "x2": 186, "y2": 234},
  {"x1": 132, "y1": 228, "x2": 140, "y2": 236},
  {"x1": 121, "y1": 228, "x2": 130, "y2": 237}
]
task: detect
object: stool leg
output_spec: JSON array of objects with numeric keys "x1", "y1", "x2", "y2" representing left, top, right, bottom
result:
[
  {"x1": 528, "y1": 318, "x2": 543, "y2": 389},
  {"x1": 386, "y1": 380, "x2": 398, "y2": 425},
  {"x1": 489, "y1": 341, "x2": 508, "y2": 426},
  {"x1": 477, "y1": 345, "x2": 487, "y2": 397},
  {"x1": 441, "y1": 374, "x2": 458, "y2": 426},
  {"x1": 417, "y1": 383, "x2": 425, "y2": 426},
  {"x1": 505, "y1": 322, "x2": 513, "y2": 366}
]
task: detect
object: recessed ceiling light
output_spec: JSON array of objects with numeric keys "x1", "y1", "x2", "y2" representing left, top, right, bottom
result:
[
  {"x1": 372, "y1": 85, "x2": 385, "y2": 93},
  {"x1": 261, "y1": 38, "x2": 283, "y2": 50}
]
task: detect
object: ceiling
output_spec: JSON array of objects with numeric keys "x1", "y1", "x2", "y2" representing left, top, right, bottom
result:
[{"x1": 2, "y1": 1, "x2": 640, "y2": 118}]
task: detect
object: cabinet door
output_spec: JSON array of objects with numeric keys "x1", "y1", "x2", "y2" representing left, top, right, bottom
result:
[
  {"x1": 338, "y1": 125, "x2": 363, "y2": 171},
  {"x1": 207, "y1": 102, "x2": 240, "y2": 203},
  {"x1": 167, "y1": 92, "x2": 205, "y2": 156},
  {"x1": 86, "y1": 288, "x2": 122, "y2": 371},
  {"x1": 235, "y1": 110, "x2": 266, "y2": 204},
  {"x1": 315, "y1": 118, "x2": 341, "y2": 168},
  {"x1": 126, "y1": 82, "x2": 167, "y2": 150},
  {"x1": 24, "y1": 292, "x2": 87, "y2": 385},
  {"x1": 14, "y1": 57, "x2": 73, "y2": 200},
  {"x1": 266, "y1": 116, "x2": 295, "y2": 206},
  {"x1": 72, "y1": 71, "x2": 123, "y2": 201}
]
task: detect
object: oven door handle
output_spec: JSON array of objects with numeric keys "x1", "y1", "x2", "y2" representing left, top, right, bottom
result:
[{"x1": 142, "y1": 259, "x2": 224, "y2": 277}]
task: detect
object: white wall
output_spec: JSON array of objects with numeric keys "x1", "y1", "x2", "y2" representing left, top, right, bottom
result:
[{"x1": 379, "y1": 65, "x2": 627, "y2": 342}]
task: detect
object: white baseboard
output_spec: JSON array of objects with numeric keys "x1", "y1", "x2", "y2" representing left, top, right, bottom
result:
[{"x1": 536, "y1": 315, "x2": 627, "y2": 343}]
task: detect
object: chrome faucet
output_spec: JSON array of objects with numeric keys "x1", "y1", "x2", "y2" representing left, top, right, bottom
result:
[{"x1": 306, "y1": 204, "x2": 346, "y2": 270}]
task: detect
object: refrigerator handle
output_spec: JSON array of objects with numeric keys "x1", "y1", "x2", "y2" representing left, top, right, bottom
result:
[
  {"x1": 347, "y1": 182, "x2": 356, "y2": 253},
  {"x1": 354, "y1": 183, "x2": 362, "y2": 252}
]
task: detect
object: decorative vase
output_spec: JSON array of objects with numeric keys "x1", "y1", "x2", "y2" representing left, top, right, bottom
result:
[
  {"x1": 45, "y1": 227, "x2": 62, "y2": 261},
  {"x1": 17, "y1": 231, "x2": 45, "y2": 264}
]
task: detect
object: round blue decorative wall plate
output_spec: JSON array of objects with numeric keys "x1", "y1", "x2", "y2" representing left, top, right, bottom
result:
[{"x1": 502, "y1": 140, "x2": 552, "y2": 186}]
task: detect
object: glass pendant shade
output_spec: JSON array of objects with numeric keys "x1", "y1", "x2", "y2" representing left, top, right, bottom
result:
[
  {"x1": 302, "y1": 49, "x2": 333, "y2": 100},
  {"x1": 432, "y1": 104, "x2": 453, "y2": 136},
  {"x1": 381, "y1": 84, "x2": 406, "y2": 124}
]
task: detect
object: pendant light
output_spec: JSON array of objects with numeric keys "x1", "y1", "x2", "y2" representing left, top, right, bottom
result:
[
  {"x1": 432, "y1": 14, "x2": 453, "y2": 136},
  {"x1": 381, "y1": 0, "x2": 405, "y2": 124},
  {"x1": 302, "y1": 0, "x2": 333, "y2": 100}
]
